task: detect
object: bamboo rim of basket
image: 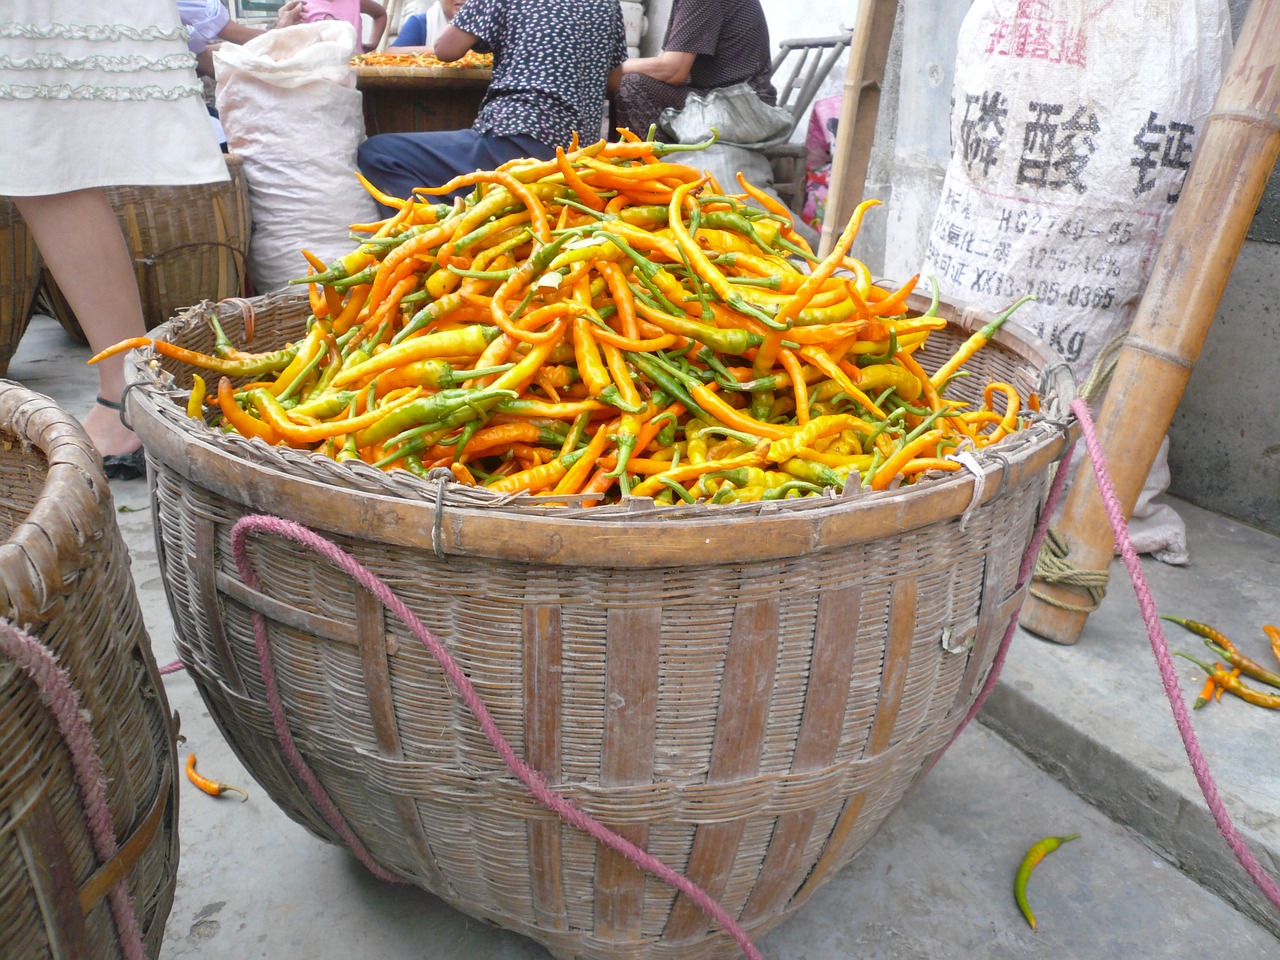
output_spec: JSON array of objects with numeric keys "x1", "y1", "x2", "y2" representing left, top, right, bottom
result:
[
  {"x1": 0, "y1": 383, "x2": 116, "y2": 590},
  {"x1": 124, "y1": 291, "x2": 1074, "y2": 566}
]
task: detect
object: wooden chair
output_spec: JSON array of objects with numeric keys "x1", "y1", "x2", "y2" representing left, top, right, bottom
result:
[{"x1": 763, "y1": 31, "x2": 854, "y2": 213}]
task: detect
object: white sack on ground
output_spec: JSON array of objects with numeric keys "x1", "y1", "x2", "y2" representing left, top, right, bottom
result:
[
  {"x1": 215, "y1": 22, "x2": 378, "y2": 293},
  {"x1": 921, "y1": 0, "x2": 1231, "y2": 563}
]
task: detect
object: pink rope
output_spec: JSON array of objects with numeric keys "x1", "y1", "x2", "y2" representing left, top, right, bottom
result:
[
  {"x1": 0, "y1": 619, "x2": 148, "y2": 960},
  {"x1": 1068, "y1": 397, "x2": 1280, "y2": 912},
  {"x1": 230, "y1": 514, "x2": 765, "y2": 960},
  {"x1": 157, "y1": 659, "x2": 185, "y2": 675}
]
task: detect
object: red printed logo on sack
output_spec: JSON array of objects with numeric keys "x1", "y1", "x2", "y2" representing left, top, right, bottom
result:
[{"x1": 984, "y1": 1, "x2": 1114, "y2": 66}]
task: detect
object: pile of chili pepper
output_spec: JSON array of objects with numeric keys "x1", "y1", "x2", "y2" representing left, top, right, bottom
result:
[
  {"x1": 92, "y1": 132, "x2": 1035, "y2": 505},
  {"x1": 1166, "y1": 616, "x2": 1280, "y2": 710},
  {"x1": 351, "y1": 50, "x2": 494, "y2": 69}
]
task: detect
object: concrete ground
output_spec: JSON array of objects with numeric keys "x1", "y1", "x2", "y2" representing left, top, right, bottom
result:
[{"x1": 10, "y1": 313, "x2": 1280, "y2": 959}]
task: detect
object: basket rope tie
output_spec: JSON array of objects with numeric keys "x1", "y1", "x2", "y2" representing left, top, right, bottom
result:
[
  {"x1": 935, "y1": 431, "x2": 1075, "y2": 758},
  {"x1": 1066, "y1": 396, "x2": 1280, "y2": 913},
  {"x1": 0, "y1": 619, "x2": 148, "y2": 960},
  {"x1": 229, "y1": 514, "x2": 767, "y2": 960},
  {"x1": 1025, "y1": 337, "x2": 1123, "y2": 613},
  {"x1": 1028, "y1": 527, "x2": 1110, "y2": 612}
]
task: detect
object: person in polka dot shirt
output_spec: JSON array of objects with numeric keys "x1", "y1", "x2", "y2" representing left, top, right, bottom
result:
[{"x1": 358, "y1": 0, "x2": 626, "y2": 205}]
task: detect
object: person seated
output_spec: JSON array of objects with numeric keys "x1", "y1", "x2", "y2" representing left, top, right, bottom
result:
[
  {"x1": 304, "y1": 0, "x2": 388, "y2": 52},
  {"x1": 612, "y1": 0, "x2": 777, "y2": 140},
  {"x1": 178, "y1": 0, "x2": 308, "y2": 77},
  {"x1": 358, "y1": 0, "x2": 626, "y2": 208},
  {"x1": 392, "y1": 0, "x2": 466, "y2": 52}
]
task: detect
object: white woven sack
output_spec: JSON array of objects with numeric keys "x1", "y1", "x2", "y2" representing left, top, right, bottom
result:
[
  {"x1": 214, "y1": 22, "x2": 378, "y2": 293},
  {"x1": 920, "y1": 0, "x2": 1231, "y2": 385}
]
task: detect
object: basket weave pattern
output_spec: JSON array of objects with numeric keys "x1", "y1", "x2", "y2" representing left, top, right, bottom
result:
[
  {"x1": 0, "y1": 383, "x2": 178, "y2": 959},
  {"x1": 0, "y1": 199, "x2": 40, "y2": 377},
  {"x1": 128, "y1": 293, "x2": 1067, "y2": 960}
]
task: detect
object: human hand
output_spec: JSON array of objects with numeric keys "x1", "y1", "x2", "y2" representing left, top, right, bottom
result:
[{"x1": 274, "y1": 0, "x2": 308, "y2": 28}]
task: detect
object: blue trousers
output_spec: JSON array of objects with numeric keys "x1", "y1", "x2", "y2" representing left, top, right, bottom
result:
[{"x1": 357, "y1": 129, "x2": 556, "y2": 210}]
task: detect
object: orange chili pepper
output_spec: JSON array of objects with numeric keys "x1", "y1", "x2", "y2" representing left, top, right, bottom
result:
[
  {"x1": 185, "y1": 752, "x2": 248, "y2": 802},
  {"x1": 1266, "y1": 625, "x2": 1280, "y2": 667},
  {"x1": 217, "y1": 377, "x2": 279, "y2": 444}
]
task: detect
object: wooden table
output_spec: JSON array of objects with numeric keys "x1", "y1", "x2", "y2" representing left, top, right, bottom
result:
[{"x1": 355, "y1": 64, "x2": 492, "y2": 137}]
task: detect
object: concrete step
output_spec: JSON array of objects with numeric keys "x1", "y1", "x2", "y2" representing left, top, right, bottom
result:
[{"x1": 983, "y1": 498, "x2": 1280, "y2": 940}]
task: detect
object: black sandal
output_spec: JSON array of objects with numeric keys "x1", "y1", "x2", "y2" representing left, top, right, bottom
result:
[{"x1": 95, "y1": 396, "x2": 147, "y2": 481}]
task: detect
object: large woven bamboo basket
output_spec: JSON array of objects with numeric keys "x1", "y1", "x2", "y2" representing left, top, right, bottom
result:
[
  {"x1": 124, "y1": 290, "x2": 1070, "y2": 960},
  {"x1": 0, "y1": 382, "x2": 178, "y2": 958},
  {"x1": 0, "y1": 198, "x2": 40, "y2": 377},
  {"x1": 35, "y1": 154, "x2": 251, "y2": 344}
]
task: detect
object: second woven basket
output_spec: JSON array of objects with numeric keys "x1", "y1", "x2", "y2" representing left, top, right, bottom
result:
[{"x1": 0, "y1": 381, "x2": 178, "y2": 959}]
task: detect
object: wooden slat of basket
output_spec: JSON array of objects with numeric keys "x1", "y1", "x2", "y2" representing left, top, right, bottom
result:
[
  {"x1": 663, "y1": 597, "x2": 776, "y2": 942},
  {"x1": 595, "y1": 597, "x2": 660, "y2": 939},
  {"x1": 739, "y1": 582, "x2": 858, "y2": 923},
  {"x1": 523, "y1": 601, "x2": 568, "y2": 930}
]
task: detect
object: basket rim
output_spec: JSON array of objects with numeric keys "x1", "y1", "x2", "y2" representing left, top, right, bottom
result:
[
  {"x1": 0, "y1": 382, "x2": 115, "y2": 588},
  {"x1": 123, "y1": 291, "x2": 1075, "y2": 567}
]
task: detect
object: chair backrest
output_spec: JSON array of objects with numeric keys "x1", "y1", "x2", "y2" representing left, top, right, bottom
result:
[{"x1": 769, "y1": 31, "x2": 854, "y2": 137}]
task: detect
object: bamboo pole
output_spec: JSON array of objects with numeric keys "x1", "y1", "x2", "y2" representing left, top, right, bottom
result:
[
  {"x1": 816, "y1": 0, "x2": 899, "y2": 258},
  {"x1": 1018, "y1": 0, "x2": 1280, "y2": 645}
]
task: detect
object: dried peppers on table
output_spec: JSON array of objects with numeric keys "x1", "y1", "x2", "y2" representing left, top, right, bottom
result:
[{"x1": 93, "y1": 135, "x2": 1035, "y2": 505}]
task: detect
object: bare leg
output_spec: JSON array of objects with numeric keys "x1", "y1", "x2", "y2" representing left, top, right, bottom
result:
[{"x1": 15, "y1": 189, "x2": 144, "y2": 458}]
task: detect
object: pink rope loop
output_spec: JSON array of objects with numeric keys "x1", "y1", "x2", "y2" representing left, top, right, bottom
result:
[
  {"x1": 0, "y1": 619, "x2": 148, "y2": 960},
  {"x1": 230, "y1": 513, "x2": 765, "y2": 960},
  {"x1": 1069, "y1": 397, "x2": 1280, "y2": 913}
]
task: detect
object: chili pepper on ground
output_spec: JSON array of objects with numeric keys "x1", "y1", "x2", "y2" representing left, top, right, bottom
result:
[
  {"x1": 1175, "y1": 652, "x2": 1280, "y2": 709},
  {"x1": 1202, "y1": 640, "x2": 1280, "y2": 690},
  {"x1": 1160, "y1": 615, "x2": 1237, "y2": 652},
  {"x1": 1014, "y1": 833, "x2": 1079, "y2": 930},
  {"x1": 185, "y1": 753, "x2": 248, "y2": 802},
  {"x1": 1194, "y1": 674, "x2": 1218, "y2": 709},
  {"x1": 1267, "y1": 625, "x2": 1280, "y2": 667}
]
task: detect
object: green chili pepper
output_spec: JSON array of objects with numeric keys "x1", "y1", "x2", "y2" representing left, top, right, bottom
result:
[
  {"x1": 628, "y1": 287, "x2": 761, "y2": 355},
  {"x1": 354, "y1": 386, "x2": 516, "y2": 449},
  {"x1": 1014, "y1": 833, "x2": 1080, "y2": 930},
  {"x1": 288, "y1": 390, "x2": 358, "y2": 421},
  {"x1": 780, "y1": 458, "x2": 848, "y2": 491},
  {"x1": 625, "y1": 352, "x2": 708, "y2": 420},
  {"x1": 330, "y1": 265, "x2": 378, "y2": 292}
]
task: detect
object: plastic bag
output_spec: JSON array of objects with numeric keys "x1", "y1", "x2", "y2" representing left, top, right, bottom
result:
[
  {"x1": 214, "y1": 22, "x2": 377, "y2": 293},
  {"x1": 659, "y1": 82, "x2": 795, "y2": 149}
]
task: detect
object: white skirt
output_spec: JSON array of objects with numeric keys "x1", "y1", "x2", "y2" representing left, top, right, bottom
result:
[{"x1": 0, "y1": 1, "x2": 229, "y2": 196}]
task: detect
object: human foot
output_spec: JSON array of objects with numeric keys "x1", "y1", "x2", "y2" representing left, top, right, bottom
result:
[{"x1": 84, "y1": 397, "x2": 146, "y2": 480}]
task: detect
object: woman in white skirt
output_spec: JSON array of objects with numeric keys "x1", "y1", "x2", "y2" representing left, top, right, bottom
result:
[{"x1": 0, "y1": 2, "x2": 229, "y2": 478}]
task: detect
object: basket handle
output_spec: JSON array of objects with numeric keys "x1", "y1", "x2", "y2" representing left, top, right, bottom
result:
[
  {"x1": 0, "y1": 619, "x2": 149, "y2": 960},
  {"x1": 230, "y1": 513, "x2": 766, "y2": 960}
]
